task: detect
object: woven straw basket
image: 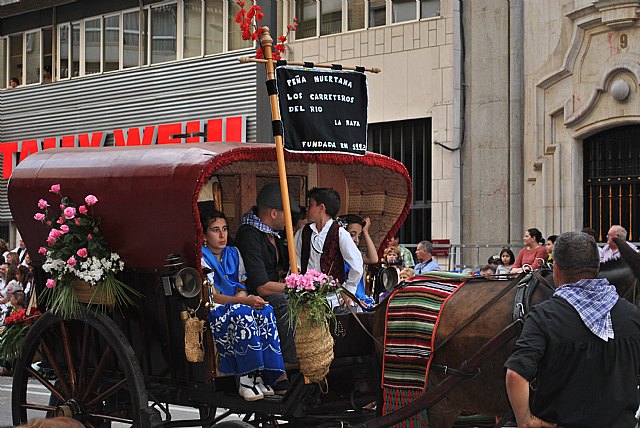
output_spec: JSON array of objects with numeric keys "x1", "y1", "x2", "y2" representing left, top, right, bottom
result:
[
  {"x1": 73, "y1": 279, "x2": 114, "y2": 306},
  {"x1": 294, "y1": 309, "x2": 334, "y2": 383}
]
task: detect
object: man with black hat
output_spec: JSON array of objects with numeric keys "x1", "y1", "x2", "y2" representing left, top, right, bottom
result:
[{"x1": 236, "y1": 183, "x2": 299, "y2": 375}]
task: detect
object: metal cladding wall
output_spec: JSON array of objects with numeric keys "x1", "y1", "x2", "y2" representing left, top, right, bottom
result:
[
  {"x1": 0, "y1": 49, "x2": 258, "y2": 142},
  {"x1": 0, "y1": 48, "x2": 258, "y2": 222}
]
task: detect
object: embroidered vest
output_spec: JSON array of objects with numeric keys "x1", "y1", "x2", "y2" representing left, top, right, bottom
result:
[{"x1": 301, "y1": 221, "x2": 346, "y2": 283}]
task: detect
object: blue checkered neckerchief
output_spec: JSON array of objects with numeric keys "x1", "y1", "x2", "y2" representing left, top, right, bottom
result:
[
  {"x1": 241, "y1": 208, "x2": 281, "y2": 238},
  {"x1": 554, "y1": 278, "x2": 619, "y2": 342}
]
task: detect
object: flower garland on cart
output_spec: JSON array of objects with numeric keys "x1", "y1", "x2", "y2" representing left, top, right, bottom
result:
[{"x1": 34, "y1": 184, "x2": 139, "y2": 318}]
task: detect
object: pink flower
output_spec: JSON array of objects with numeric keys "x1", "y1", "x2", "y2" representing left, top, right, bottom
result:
[
  {"x1": 38, "y1": 247, "x2": 47, "y2": 255},
  {"x1": 34, "y1": 213, "x2": 45, "y2": 221},
  {"x1": 74, "y1": 218, "x2": 81, "y2": 225},
  {"x1": 49, "y1": 184, "x2": 61, "y2": 194},
  {"x1": 63, "y1": 207, "x2": 76, "y2": 219},
  {"x1": 49, "y1": 229, "x2": 62, "y2": 239},
  {"x1": 79, "y1": 205, "x2": 88, "y2": 214},
  {"x1": 60, "y1": 225, "x2": 69, "y2": 233},
  {"x1": 37, "y1": 199, "x2": 49, "y2": 209},
  {"x1": 46, "y1": 279, "x2": 56, "y2": 288},
  {"x1": 60, "y1": 204, "x2": 66, "y2": 209},
  {"x1": 57, "y1": 217, "x2": 64, "y2": 224},
  {"x1": 46, "y1": 236, "x2": 56, "y2": 245},
  {"x1": 76, "y1": 248, "x2": 88, "y2": 258},
  {"x1": 67, "y1": 256, "x2": 76, "y2": 267},
  {"x1": 87, "y1": 234, "x2": 93, "y2": 240},
  {"x1": 46, "y1": 220, "x2": 52, "y2": 226},
  {"x1": 84, "y1": 195, "x2": 98, "y2": 206}
]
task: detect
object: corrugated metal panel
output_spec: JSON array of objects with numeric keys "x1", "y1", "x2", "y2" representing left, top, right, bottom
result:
[
  {"x1": 0, "y1": 49, "x2": 257, "y2": 142},
  {"x1": 0, "y1": 49, "x2": 258, "y2": 222}
]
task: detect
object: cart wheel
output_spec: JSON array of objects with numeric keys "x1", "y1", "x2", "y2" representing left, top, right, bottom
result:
[{"x1": 12, "y1": 309, "x2": 158, "y2": 427}]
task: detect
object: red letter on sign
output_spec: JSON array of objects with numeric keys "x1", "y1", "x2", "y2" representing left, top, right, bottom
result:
[
  {"x1": 226, "y1": 116, "x2": 245, "y2": 142},
  {"x1": 42, "y1": 137, "x2": 58, "y2": 149},
  {"x1": 19, "y1": 140, "x2": 41, "y2": 162},
  {"x1": 157, "y1": 123, "x2": 182, "y2": 145},
  {"x1": 114, "y1": 126, "x2": 157, "y2": 146},
  {"x1": 78, "y1": 132, "x2": 106, "y2": 147},
  {"x1": 207, "y1": 119, "x2": 223, "y2": 142},
  {"x1": 0, "y1": 142, "x2": 19, "y2": 179},
  {"x1": 60, "y1": 136, "x2": 75, "y2": 147}
]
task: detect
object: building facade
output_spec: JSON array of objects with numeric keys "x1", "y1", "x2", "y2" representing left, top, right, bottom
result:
[{"x1": 1, "y1": 0, "x2": 636, "y2": 267}]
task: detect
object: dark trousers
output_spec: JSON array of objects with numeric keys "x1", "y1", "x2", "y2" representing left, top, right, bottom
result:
[{"x1": 263, "y1": 293, "x2": 297, "y2": 364}]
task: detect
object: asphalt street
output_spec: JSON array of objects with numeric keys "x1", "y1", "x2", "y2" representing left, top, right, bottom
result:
[{"x1": 0, "y1": 375, "x2": 245, "y2": 427}]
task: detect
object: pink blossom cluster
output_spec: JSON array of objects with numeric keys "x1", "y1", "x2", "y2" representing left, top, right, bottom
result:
[{"x1": 284, "y1": 269, "x2": 337, "y2": 292}]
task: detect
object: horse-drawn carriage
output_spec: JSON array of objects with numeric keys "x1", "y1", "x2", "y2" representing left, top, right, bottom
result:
[{"x1": 7, "y1": 142, "x2": 413, "y2": 427}]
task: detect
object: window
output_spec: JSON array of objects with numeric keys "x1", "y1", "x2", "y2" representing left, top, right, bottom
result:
[
  {"x1": 421, "y1": 0, "x2": 439, "y2": 18},
  {"x1": 296, "y1": 0, "x2": 317, "y2": 39},
  {"x1": 24, "y1": 32, "x2": 40, "y2": 84},
  {"x1": 347, "y1": 0, "x2": 365, "y2": 31},
  {"x1": 369, "y1": 0, "x2": 386, "y2": 27},
  {"x1": 59, "y1": 25, "x2": 69, "y2": 78},
  {"x1": 205, "y1": 0, "x2": 224, "y2": 55},
  {"x1": 151, "y1": 4, "x2": 177, "y2": 64},
  {"x1": 71, "y1": 22, "x2": 80, "y2": 77},
  {"x1": 43, "y1": 28, "x2": 53, "y2": 81},
  {"x1": 228, "y1": 0, "x2": 251, "y2": 51},
  {"x1": 392, "y1": 0, "x2": 416, "y2": 23},
  {"x1": 123, "y1": 10, "x2": 143, "y2": 68},
  {"x1": 184, "y1": 0, "x2": 203, "y2": 58},
  {"x1": 369, "y1": 119, "x2": 432, "y2": 244},
  {"x1": 9, "y1": 34, "x2": 22, "y2": 85},
  {"x1": 294, "y1": 0, "x2": 440, "y2": 38},
  {"x1": 104, "y1": 15, "x2": 119, "y2": 72},
  {"x1": 0, "y1": 39, "x2": 6, "y2": 87},
  {"x1": 85, "y1": 18, "x2": 102, "y2": 74},
  {"x1": 320, "y1": 0, "x2": 342, "y2": 36}
]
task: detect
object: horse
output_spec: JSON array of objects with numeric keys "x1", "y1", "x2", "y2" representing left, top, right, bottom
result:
[{"x1": 369, "y1": 237, "x2": 640, "y2": 428}]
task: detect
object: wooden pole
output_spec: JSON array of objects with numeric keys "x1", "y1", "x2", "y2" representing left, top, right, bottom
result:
[
  {"x1": 260, "y1": 27, "x2": 299, "y2": 275},
  {"x1": 239, "y1": 56, "x2": 381, "y2": 74}
]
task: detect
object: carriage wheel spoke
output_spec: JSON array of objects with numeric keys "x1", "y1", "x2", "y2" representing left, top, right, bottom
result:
[
  {"x1": 60, "y1": 322, "x2": 78, "y2": 396},
  {"x1": 40, "y1": 340, "x2": 71, "y2": 397},
  {"x1": 21, "y1": 403, "x2": 57, "y2": 412},
  {"x1": 81, "y1": 345, "x2": 113, "y2": 401},
  {"x1": 26, "y1": 365, "x2": 66, "y2": 402},
  {"x1": 85, "y1": 379, "x2": 126, "y2": 407},
  {"x1": 86, "y1": 412, "x2": 133, "y2": 424},
  {"x1": 78, "y1": 322, "x2": 91, "y2": 396}
]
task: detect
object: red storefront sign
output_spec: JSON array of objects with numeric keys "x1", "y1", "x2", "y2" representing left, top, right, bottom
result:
[{"x1": 0, "y1": 115, "x2": 246, "y2": 179}]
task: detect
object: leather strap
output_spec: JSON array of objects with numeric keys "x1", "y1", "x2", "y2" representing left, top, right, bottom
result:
[{"x1": 433, "y1": 273, "x2": 525, "y2": 354}]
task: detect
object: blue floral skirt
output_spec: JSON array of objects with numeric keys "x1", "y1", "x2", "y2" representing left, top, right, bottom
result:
[{"x1": 209, "y1": 303, "x2": 284, "y2": 384}]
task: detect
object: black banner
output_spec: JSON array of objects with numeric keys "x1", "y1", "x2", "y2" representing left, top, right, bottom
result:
[{"x1": 275, "y1": 66, "x2": 368, "y2": 156}]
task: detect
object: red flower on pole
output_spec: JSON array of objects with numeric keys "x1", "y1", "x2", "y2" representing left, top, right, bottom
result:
[{"x1": 234, "y1": 0, "x2": 297, "y2": 61}]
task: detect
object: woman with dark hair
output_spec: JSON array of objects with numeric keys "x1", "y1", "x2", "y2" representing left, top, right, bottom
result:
[
  {"x1": 496, "y1": 248, "x2": 516, "y2": 275},
  {"x1": 546, "y1": 235, "x2": 558, "y2": 264},
  {"x1": 199, "y1": 204, "x2": 285, "y2": 401},
  {"x1": 511, "y1": 228, "x2": 548, "y2": 273},
  {"x1": 339, "y1": 214, "x2": 377, "y2": 308}
]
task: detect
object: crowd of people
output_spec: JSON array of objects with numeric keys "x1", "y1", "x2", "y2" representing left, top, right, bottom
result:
[{"x1": 0, "y1": 239, "x2": 33, "y2": 376}]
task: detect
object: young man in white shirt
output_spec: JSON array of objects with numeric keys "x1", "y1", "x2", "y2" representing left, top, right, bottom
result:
[{"x1": 294, "y1": 188, "x2": 363, "y2": 306}]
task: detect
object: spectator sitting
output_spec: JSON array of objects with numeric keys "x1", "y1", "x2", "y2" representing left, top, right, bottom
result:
[
  {"x1": 414, "y1": 241, "x2": 441, "y2": 274},
  {"x1": 5, "y1": 252, "x2": 19, "y2": 266},
  {"x1": 511, "y1": 228, "x2": 548, "y2": 273},
  {"x1": 479, "y1": 264, "x2": 497, "y2": 277},
  {"x1": 42, "y1": 66, "x2": 53, "y2": 84},
  {"x1": 389, "y1": 234, "x2": 415, "y2": 268},
  {"x1": 600, "y1": 225, "x2": 639, "y2": 263},
  {"x1": 399, "y1": 267, "x2": 414, "y2": 281},
  {"x1": 546, "y1": 235, "x2": 557, "y2": 265},
  {"x1": 383, "y1": 246, "x2": 403, "y2": 267},
  {"x1": 488, "y1": 254, "x2": 501, "y2": 266},
  {"x1": 496, "y1": 248, "x2": 516, "y2": 275},
  {"x1": 8, "y1": 77, "x2": 19, "y2": 88}
]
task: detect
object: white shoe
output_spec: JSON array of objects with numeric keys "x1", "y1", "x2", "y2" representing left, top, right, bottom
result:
[
  {"x1": 239, "y1": 375, "x2": 264, "y2": 401},
  {"x1": 253, "y1": 376, "x2": 275, "y2": 396}
]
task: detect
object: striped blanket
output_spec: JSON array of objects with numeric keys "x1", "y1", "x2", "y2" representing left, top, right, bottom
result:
[{"x1": 382, "y1": 279, "x2": 466, "y2": 427}]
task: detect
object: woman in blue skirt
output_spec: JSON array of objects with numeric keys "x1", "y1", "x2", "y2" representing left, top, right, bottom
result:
[{"x1": 200, "y1": 206, "x2": 285, "y2": 401}]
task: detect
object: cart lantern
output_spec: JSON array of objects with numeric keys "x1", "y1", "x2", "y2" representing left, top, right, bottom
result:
[{"x1": 162, "y1": 254, "x2": 202, "y2": 298}]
